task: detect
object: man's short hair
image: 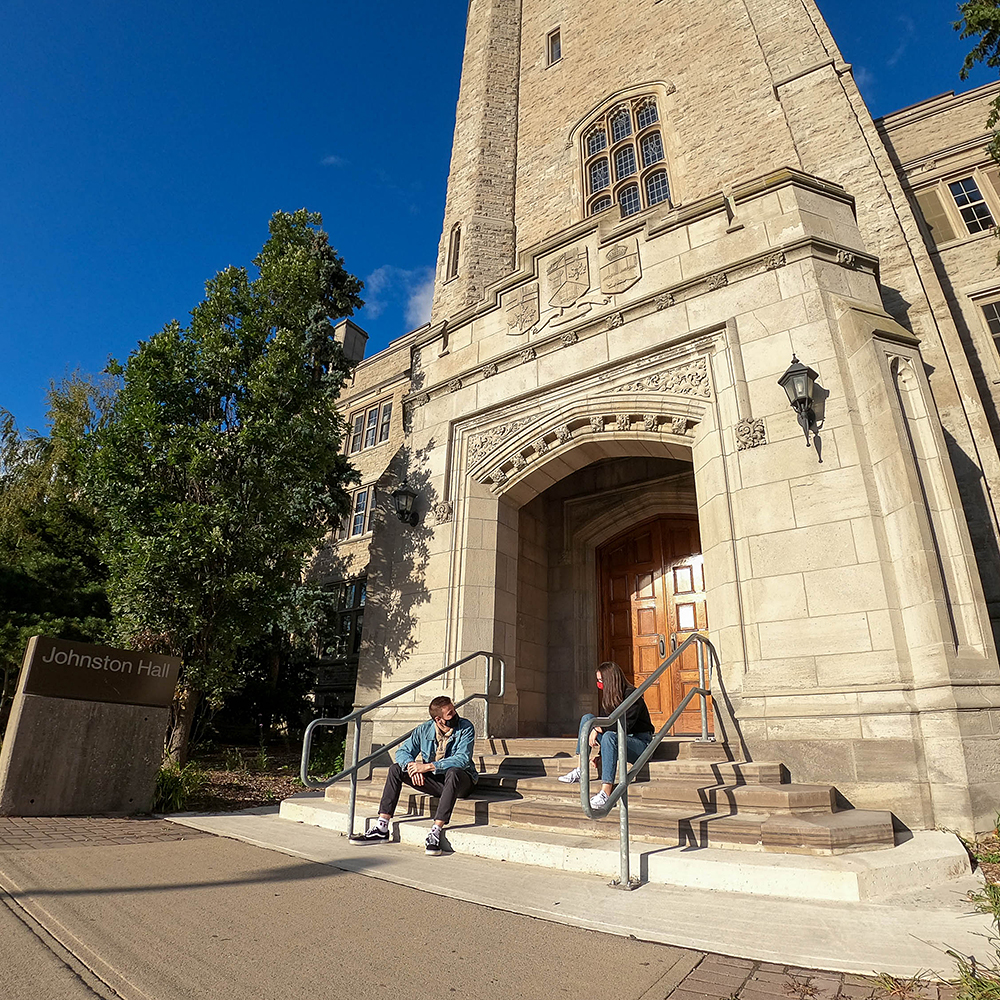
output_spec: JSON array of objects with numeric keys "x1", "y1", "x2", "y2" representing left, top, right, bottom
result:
[{"x1": 428, "y1": 696, "x2": 454, "y2": 719}]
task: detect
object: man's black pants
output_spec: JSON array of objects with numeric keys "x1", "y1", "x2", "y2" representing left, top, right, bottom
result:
[{"x1": 378, "y1": 763, "x2": 475, "y2": 824}]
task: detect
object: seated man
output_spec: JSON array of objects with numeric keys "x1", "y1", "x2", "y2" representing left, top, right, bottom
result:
[{"x1": 350, "y1": 695, "x2": 477, "y2": 855}]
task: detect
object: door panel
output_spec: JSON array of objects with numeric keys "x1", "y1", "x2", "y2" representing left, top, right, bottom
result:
[{"x1": 598, "y1": 516, "x2": 711, "y2": 734}]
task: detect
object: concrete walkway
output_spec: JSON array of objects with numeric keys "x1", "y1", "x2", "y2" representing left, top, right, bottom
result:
[{"x1": 166, "y1": 806, "x2": 991, "y2": 979}]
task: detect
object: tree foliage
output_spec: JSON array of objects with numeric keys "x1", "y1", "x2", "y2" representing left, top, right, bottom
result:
[
  {"x1": 957, "y1": 1, "x2": 1000, "y2": 158},
  {"x1": 89, "y1": 209, "x2": 364, "y2": 761},
  {"x1": 0, "y1": 377, "x2": 113, "y2": 726}
]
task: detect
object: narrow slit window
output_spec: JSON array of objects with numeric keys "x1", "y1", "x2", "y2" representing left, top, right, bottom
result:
[
  {"x1": 983, "y1": 302, "x2": 1000, "y2": 339},
  {"x1": 349, "y1": 413, "x2": 365, "y2": 454},
  {"x1": 363, "y1": 407, "x2": 379, "y2": 449},
  {"x1": 447, "y1": 223, "x2": 461, "y2": 279},
  {"x1": 547, "y1": 29, "x2": 561, "y2": 65},
  {"x1": 378, "y1": 401, "x2": 392, "y2": 443}
]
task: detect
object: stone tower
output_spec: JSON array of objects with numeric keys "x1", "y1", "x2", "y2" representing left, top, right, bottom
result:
[{"x1": 354, "y1": 0, "x2": 1000, "y2": 836}]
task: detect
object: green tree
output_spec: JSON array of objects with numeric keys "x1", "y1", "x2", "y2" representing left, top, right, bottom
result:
[
  {"x1": 957, "y1": 1, "x2": 1000, "y2": 160},
  {"x1": 0, "y1": 377, "x2": 113, "y2": 726},
  {"x1": 89, "y1": 210, "x2": 364, "y2": 763}
]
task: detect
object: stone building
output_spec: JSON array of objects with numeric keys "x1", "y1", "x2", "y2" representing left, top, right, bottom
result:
[{"x1": 319, "y1": 1, "x2": 1000, "y2": 837}]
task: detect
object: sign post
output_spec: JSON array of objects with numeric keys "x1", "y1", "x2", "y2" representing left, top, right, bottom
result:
[{"x1": 0, "y1": 637, "x2": 181, "y2": 816}]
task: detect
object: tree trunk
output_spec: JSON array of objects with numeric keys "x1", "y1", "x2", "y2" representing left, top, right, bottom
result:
[{"x1": 165, "y1": 686, "x2": 200, "y2": 766}]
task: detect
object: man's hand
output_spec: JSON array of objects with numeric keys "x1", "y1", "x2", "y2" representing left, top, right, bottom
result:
[{"x1": 406, "y1": 761, "x2": 434, "y2": 785}]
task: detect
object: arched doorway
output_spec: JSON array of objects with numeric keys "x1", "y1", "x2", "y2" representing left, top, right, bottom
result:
[{"x1": 597, "y1": 516, "x2": 711, "y2": 735}]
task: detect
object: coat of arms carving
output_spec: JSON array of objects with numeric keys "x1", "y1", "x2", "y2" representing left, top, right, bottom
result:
[
  {"x1": 505, "y1": 283, "x2": 539, "y2": 336},
  {"x1": 546, "y1": 248, "x2": 592, "y2": 323},
  {"x1": 599, "y1": 239, "x2": 641, "y2": 295}
]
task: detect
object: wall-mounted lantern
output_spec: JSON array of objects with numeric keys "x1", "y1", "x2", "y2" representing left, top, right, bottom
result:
[
  {"x1": 778, "y1": 355, "x2": 819, "y2": 447},
  {"x1": 391, "y1": 481, "x2": 419, "y2": 526}
]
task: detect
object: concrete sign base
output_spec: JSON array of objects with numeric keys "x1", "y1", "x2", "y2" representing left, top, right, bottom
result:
[{"x1": 0, "y1": 637, "x2": 181, "y2": 817}]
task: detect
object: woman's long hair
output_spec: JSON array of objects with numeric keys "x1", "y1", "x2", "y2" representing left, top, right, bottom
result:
[{"x1": 598, "y1": 661, "x2": 629, "y2": 714}]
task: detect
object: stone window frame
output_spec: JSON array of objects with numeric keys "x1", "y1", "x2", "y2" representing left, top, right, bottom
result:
[
  {"x1": 913, "y1": 165, "x2": 1000, "y2": 247},
  {"x1": 446, "y1": 223, "x2": 461, "y2": 280},
  {"x1": 335, "y1": 484, "x2": 376, "y2": 541},
  {"x1": 315, "y1": 576, "x2": 367, "y2": 715},
  {"x1": 347, "y1": 398, "x2": 393, "y2": 455},
  {"x1": 546, "y1": 27, "x2": 561, "y2": 66},
  {"x1": 580, "y1": 94, "x2": 671, "y2": 218}
]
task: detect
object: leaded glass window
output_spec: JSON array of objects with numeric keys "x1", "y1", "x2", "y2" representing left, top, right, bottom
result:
[
  {"x1": 614, "y1": 146, "x2": 637, "y2": 182},
  {"x1": 587, "y1": 130, "x2": 607, "y2": 156},
  {"x1": 619, "y1": 185, "x2": 641, "y2": 217},
  {"x1": 641, "y1": 132, "x2": 664, "y2": 168},
  {"x1": 580, "y1": 95, "x2": 672, "y2": 219},
  {"x1": 646, "y1": 170, "x2": 670, "y2": 206},
  {"x1": 589, "y1": 158, "x2": 610, "y2": 194},
  {"x1": 636, "y1": 100, "x2": 659, "y2": 130},
  {"x1": 610, "y1": 110, "x2": 632, "y2": 143}
]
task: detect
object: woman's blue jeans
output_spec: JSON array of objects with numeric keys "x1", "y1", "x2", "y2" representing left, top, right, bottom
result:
[{"x1": 576, "y1": 713, "x2": 654, "y2": 785}]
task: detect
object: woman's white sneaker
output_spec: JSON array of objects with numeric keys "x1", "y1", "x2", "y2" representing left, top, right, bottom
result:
[
  {"x1": 590, "y1": 789, "x2": 609, "y2": 809},
  {"x1": 558, "y1": 766, "x2": 581, "y2": 783}
]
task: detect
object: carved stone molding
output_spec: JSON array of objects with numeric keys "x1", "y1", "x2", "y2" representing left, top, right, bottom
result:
[
  {"x1": 764, "y1": 252, "x2": 786, "y2": 271},
  {"x1": 607, "y1": 312, "x2": 624, "y2": 330},
  {"x1": 534, "y1": 437, "x2": 549, "y2": 455},
  {"x1": 589, "y1": 415, "x2": 605, "y2": 433},
  {"x1": 837, "y1": 250, "x2": 857, "y2": 269},
  {"x1": 615, "y1": 414, "x2": 631, "y2": 431},
  {"x1": 405, "y1": 392, "x2": 429, "y2": 410},
  {"x1": 448, "y1": 378, "x2": 463, "y2": 393},
  {"x1": 490, "y1": 467, "x2": 508, "y2": 486},
  {"x1": 614, "y1": 357, "x2": 711, "y2": 398},
  {"x1": 556, "y1": 424, "x2": 572, "y2": 443},
  {"x1": 467, "y1": 418, "x2": 532, "y2": 467},
  {"x1": 560, "y1": 331, "x2": 579, "y2": 346},
  {"x1": 643, "y1": 414, "x2": 658, "y2": 431},
  {"x1": 735, "y1": 417, "x2": 767, "y2": 450},
  {"x1": 655, "y1": 293, "x2": 674, "y2": 310},
  {"x1": 708, "y1": 272, "x2": 729, "y2": 290},
  {"x1": 432, "y1": 501, "x2": 453, "y2": 524},
  {"x1": 670, "y1": 416, "x2": 688, "y2": 435},
  {"x1": 481, "y1": 362, "x2": 498, "y2": 379},
  {"x1": 664, "y1": 82, "x2": 677, "y2": 96},
  {"x1": 520, "y1": 348, "x2": 537, "y2": 364},
  {"x1": 512, "y1": 453, "x2": 527, "y2": 471}
]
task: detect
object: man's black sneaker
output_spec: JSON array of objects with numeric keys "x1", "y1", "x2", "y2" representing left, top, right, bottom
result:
[
  {"x1": 425, "y1": 825, "x2": 443, "y2": 856},
  {"x1": 349, "y1": 825, "x2": 390, "y2": 845}
]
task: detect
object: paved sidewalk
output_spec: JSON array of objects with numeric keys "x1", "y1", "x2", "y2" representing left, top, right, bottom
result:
[
  {"x1": 0, "y1": 815, "x2": 212, "y2": 851},
  {"x1": 0, "y1": 814, "x2": 973, "y2": 999}
]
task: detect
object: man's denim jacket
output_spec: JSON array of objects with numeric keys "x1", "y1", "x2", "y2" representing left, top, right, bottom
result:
[{"x1": 394, "y1": 716, "x2": 479, "y2": 783}]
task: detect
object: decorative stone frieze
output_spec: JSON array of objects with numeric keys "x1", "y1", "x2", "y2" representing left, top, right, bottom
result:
[
  {"x1": 481, "y1": 362, "x2": 499, "y2": 379},
  {"x1": 432, "y1": 501, "x2": 453, "y2": 524},
  {"x1": 599, "y1": 239, "x2": 641, "y2": 294},
  {"x1": 670, "y1": 416, "x2": 688, "y2": 435},
  {"x1": 448, "y1": 378, "x2": 463, "y2": 392},
  {"x1": 615, "y1": 414, "x2": 630, "y2": 431},
  {"x1": 589, "y1": 415, "x2": 605, "y2": 433},
  {"x1": 735, "y1": 417, "x2": 767, "y2": 450},
  {"x1": 614, "y1": 357, "x2": 711, "y2": 398},
  {"x1": 505, "y1": 283, "x2": 539, "y2": 336},
  {"x1": 560, "y1": 331, "x2": 579, "y2": 346},
  {"x1": 520, "y1": 348, "x2": 536, "y2": 363},
  {"x1": 765, "y1": 252, "x2": 787, "y2": 270},
  {"x1": 534, "y1": 437, "x2": 549, "y2": 455},
  {"x1": 512, "y1": 454, "x2": 527, "y2": 470},
  {"x1": 467, "y1": 418, "x2": 532, "y2": 467},
  {"x1": 708, "y1": 272, "x2": 729, "y2": 290},
  {"x1": 607, "y1": 312, "x2": 624, "y2": 330},
  {"x1": 837, "y1": 250, "x2": 857, "y2": 269},
  {"x1": 556, "y1": 424, "x2": 572, "y2": 443},
  {"x1": 655, "y1": 293, "x2": 674, "y2": 310},
  {"x1": 643, "y1": 414, "x2": 658, "y2": 431},
  {"x1": 405, "y1": 392, "x2": 430, "y2": 410}
]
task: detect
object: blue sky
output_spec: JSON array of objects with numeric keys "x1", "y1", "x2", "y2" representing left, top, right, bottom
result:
[{"x1": 0, "y1": 0, "x2": 993, "y2": 433}]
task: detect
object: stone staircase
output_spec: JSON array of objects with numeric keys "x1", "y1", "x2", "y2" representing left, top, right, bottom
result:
[{"x1": 314, "y1": 737, "x2": 895, "y2": 855}]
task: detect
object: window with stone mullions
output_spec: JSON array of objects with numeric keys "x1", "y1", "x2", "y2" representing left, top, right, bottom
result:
[
  {"x1": 348, "y1": 399, "x2": 392, "y2": 454},
  {"x1": 582, "y1": 95, "x2": 671, "y2": 217}
]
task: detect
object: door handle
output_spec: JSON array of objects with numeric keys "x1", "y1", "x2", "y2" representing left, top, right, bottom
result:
[{"x1": 658, "y1": 634, "x2": 666, "y2": 658}]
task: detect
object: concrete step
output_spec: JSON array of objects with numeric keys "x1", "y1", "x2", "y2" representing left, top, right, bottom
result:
[
  {"x1": 278, "y1": 795, "x2": 964, "y2": 902},
  {"x1": 473, "y1": 737, "x2": 734, "y2": 761},
  {"x1": 476, "y1": 754, "x2": 786, "y2": 783},
  {"x1": 323, "y1": 772, "x2": 893, "y2": 853}
]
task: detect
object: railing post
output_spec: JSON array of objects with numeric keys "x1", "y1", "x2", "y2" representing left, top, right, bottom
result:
[
  {"x1": 347, "y1": 720, "x2": 362, "y2": 838},
  {"x1": 615, "y1": 715, "x2": 633, "y2": 889},
  {"x1": 697, "y1": 640, "x2": 710, "y2": 742}
]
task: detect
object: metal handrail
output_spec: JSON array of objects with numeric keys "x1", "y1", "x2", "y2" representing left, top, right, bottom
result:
[
  {"x1": 299, "y1": 650, "x2": 506, "y2": 838},
  {"x1": 579, "y1": 633, "x2": 719, "y2": 889}
]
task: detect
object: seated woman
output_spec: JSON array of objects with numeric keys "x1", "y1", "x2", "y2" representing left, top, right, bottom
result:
[{"x1": 558, "y1": 661, "x2": 655, "y2": 809}]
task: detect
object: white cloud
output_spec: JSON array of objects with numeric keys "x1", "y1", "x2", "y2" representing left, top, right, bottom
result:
[
  {"x1": 362, "y1": 265, "x2": 435, "y2": 329},
  {"x1": 886, "y1": 15, "x2": 915, "y2": 68},
  {"x1": 321, "y1": 154, "x2": 345, "y2": 167}
]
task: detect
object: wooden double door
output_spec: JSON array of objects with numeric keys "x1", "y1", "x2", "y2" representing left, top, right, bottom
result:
[{"x1": 598, "y1": 516, "x2": 710, "y2": 735}]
